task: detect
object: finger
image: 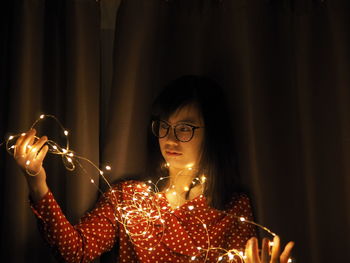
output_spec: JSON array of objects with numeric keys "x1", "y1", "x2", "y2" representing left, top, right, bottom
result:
[
  {"x1": 251, "y1": 237, "x2": 261, "y2": 262},
  {"x1": 245, "y1": 238, "x2": 253, "y2": 263},
  {"x1": 20, "y1": 129, "x2": 36, "y2": 155},
  {"x1": 15, "y1": 130, "x2": 32, "y2": 156},
  {"x1": 32, "y1": 136, "x2": 48, "y2": 154},
  {"x1": 26, "y1": 134, "x2": 36, "y2": 153},
  {"x1": 261, "y1": 238, "x2": 270, "y2": 263},
  {"x1": 27, "y1": 137, "x2": 44, "y2": 160},
  {"x1": 271, "y1": 236, "x2": 281, "y2": 263},
  {"x1": 14, "y1": 134, "x2": 25, "y2": 157},
  {"x1": 36, "y1": 145, "x2": 49, "y2": 163},
  {"x1": 280, "y1": 241, "x2": 294, "y2": 263},
  {"x1": 245, "y1": 237, "x2": 260, "y2": 263}
]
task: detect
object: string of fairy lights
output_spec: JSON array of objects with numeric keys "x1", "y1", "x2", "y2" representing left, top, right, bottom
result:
[{"x1": 1, "y1": 114, "x2": 293, "y2": 263}]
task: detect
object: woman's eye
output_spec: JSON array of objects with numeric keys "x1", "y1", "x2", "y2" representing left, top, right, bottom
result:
[
  {"x1": 160, "y1": 124, "x2": 169, "y2": 129},
  {"x1": 178, "y1": 125, "x2": 191, "y2": 132}
]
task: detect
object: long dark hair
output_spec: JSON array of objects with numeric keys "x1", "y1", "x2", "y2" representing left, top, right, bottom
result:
[{"x1": 145, "y1": 75, "x2": 242, "y2": 210}]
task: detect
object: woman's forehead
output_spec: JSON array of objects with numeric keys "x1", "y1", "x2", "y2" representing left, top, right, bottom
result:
[{"x1": 167, "y1": 104, "x2": 203, "y2": 124}]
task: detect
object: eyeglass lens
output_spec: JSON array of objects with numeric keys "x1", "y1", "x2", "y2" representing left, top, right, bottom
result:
[{"x1": 152, "y1": 120, "x2": 194, "y2": 142}]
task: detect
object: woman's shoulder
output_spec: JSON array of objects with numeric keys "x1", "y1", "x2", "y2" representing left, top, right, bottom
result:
[
  {"x1": 228, "y1": 192, "x2": 251, "y2": 204},
  {"x1": 224, "y1": 192, "x2": 254, "y2": 216}
]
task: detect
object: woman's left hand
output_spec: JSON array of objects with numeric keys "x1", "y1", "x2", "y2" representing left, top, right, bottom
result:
[{"x1": 244, "y1": 235, "x2": 294, "y2": 263}]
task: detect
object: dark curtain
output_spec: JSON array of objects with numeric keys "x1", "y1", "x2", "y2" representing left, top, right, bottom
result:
[{"x1": 1, "y1": 0, "x2": 349, "y2": 262}]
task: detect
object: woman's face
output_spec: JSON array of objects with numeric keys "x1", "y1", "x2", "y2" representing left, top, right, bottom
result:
[{"x1": 158, "y1": 104, "x2": 204, "y2": 171}]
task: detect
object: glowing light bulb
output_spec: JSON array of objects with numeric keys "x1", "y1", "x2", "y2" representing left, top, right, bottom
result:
[
  {"x1": 1, "y1": 114, "x2": 284, "y2": 256},
  {"x1": 288, "y1": 259, "x2": 292, "y2": 263},
  {"x1": 269, "y1": 241, "x2": 274, "y2": 247}
]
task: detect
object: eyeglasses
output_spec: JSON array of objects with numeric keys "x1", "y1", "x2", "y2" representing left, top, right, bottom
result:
[{"x1": 151, "y1": 120, "x2": 204, "y2": 142}]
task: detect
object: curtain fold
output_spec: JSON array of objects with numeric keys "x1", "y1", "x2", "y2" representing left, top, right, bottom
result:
[
  {"x1": 1, "y1": 0, "x2": 349, "y2": 262},
  {"x1": 1, "y1": 0, "x2": 100, "y2": 261}
]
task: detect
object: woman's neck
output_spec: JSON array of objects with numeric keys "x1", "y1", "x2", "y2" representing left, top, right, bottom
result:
[
  {"x1": 164, "y1": 166, "x2": 204, "y2": 208},
  {"x1": 168, "y1": 166, "x2": 195, "y2": 191}
]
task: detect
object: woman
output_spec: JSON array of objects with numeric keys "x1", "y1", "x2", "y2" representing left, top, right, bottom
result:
[{"x1": 13, "y1": 75, "x2": 293, "y2": 262}]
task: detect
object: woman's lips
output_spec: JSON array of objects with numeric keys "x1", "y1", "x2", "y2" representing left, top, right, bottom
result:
[{"x1": 165, "y1": 151, "x2": 182, "y2": 156}]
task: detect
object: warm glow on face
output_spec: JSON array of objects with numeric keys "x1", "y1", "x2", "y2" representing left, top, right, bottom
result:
[{"x1": 158, "y1": 104, "x2": 204, "y2": 172}]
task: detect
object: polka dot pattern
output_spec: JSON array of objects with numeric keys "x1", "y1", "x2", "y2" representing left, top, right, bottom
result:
[{"x1": 30, "y1": 181, "x2": 256, "y2": 262}]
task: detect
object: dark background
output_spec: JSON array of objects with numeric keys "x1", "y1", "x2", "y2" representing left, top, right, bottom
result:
[{"x1": 1, "y1": 0, "x2": 349, "y2": 262}]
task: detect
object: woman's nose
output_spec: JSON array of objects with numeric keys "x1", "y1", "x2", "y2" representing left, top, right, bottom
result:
[{"x1": 165, "y1": 127, "x2": 178, "y2": 143}]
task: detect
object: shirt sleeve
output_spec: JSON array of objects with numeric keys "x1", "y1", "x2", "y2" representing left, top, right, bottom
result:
[
  {"x1": 30, "y1": 188, "x2": 120, "y2": 263},
  {"x1": 224, "y1": 194, "x2": 258, "y2": 250}
]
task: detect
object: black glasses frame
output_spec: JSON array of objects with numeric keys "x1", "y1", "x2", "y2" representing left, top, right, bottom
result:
[{"x1": 151, "y1": 120, "x2": 204, "y2": 142}]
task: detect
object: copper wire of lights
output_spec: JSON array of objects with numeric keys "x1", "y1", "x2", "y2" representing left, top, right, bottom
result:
[{"x1": 1, "y1": 114, "x2": 294, "y2": 263}]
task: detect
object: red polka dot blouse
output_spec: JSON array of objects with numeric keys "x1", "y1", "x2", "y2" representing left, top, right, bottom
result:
[{"x1": 30, "y1": 181, "x2": 256, "y2": 262}]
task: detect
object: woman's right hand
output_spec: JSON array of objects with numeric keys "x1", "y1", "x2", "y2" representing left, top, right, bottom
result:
[{"x1": 14, "y1": 128, "x2": 49, "y2": 201}]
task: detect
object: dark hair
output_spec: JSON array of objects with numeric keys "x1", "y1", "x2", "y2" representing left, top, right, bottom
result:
[{"x1": 145, "y1": 75, "x2": 242, "y2": 210}]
